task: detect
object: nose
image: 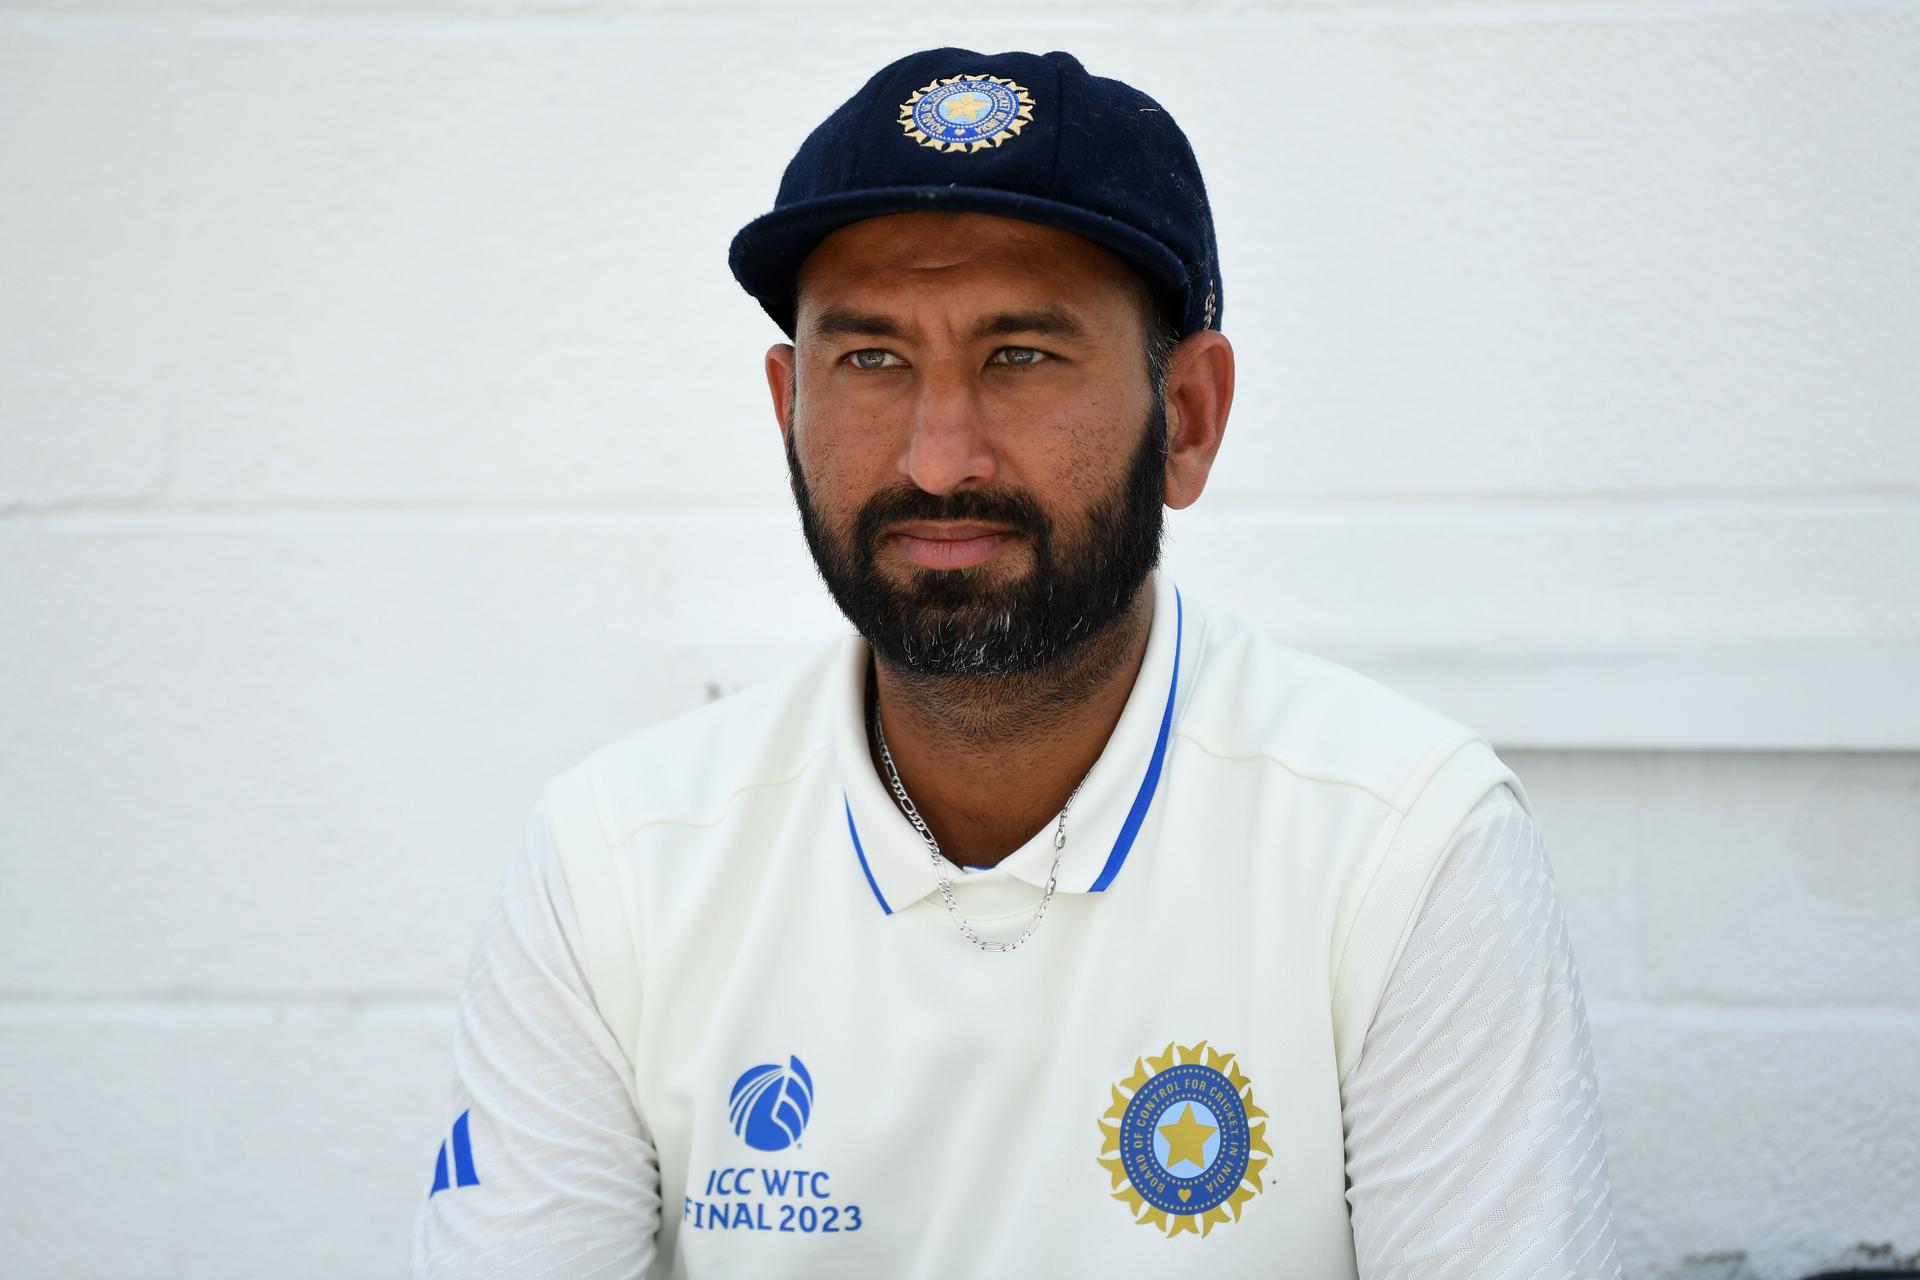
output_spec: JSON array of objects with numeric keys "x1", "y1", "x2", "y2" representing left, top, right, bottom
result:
[{"x1": 899, "y1": 362, "x2": 997, "y2": 496}]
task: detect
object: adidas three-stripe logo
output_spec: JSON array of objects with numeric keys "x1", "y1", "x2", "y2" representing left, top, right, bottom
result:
[{"x1": 429, "y1": 1110, "x2": 480, "y2": 1196}]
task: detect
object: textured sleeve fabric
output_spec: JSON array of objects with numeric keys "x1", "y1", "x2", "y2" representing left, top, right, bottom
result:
[
  {"x1": 1342, "y1": 783, "x2": 1622, "y2": 1280},
  {"x1": 411, "y1": 796, "x2": 662, "y2": 1279}
]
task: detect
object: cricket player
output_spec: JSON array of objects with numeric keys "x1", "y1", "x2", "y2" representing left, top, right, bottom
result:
[{"x1": 414, "y1": 46, "x2": 1623, "y2": 1278}]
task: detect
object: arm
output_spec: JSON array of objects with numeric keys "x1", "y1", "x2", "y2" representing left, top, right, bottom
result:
[
  {"x1": 1342, "y1": 783, "x2": 1622, "y2": 1279},
  {"x1": 411, "y1": 795, "x2": 661, "y2": 1279}
]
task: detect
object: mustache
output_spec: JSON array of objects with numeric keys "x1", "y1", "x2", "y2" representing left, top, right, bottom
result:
[{"x1": 852, "y1": 484, "x2": 1051, "y2": 555}]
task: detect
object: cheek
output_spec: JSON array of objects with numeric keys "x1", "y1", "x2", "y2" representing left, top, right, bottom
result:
[
  {"x1": 794, "y1": 412, "x2": 896, "y2": 517},
  {"x1": 1030, "y1": 404, "x2": 1137, "y2": 504}
]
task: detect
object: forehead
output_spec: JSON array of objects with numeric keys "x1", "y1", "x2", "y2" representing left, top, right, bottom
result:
[{"x1": 793, "y1": 211, "x2": 1147, "y2": 333}]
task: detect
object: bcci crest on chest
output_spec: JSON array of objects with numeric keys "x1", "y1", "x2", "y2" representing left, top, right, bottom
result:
[{"x1": 1099, "y1": 1041, "x2": 1270, "y2": 1237}]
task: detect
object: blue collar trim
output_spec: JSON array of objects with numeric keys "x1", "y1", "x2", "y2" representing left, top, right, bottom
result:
[
  {"x1": 842, "y1": 585, "x2": 1182, "y2": 911},
  {"x1": 1088, "y1": 586, "x2": 1182, "y2": 893},
  {"x1": 844, "y1": 795, "x2": 892, "y2": 915}
]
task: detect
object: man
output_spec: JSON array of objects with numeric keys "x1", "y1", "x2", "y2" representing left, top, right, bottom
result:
[{"x1": 414, "y1": 47, "x2": 1622, "y2": 1278}]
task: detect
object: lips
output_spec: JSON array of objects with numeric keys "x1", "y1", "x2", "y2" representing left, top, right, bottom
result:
[{"x1": 888, "y1": 521, "x2": 1017, "y2": 571}]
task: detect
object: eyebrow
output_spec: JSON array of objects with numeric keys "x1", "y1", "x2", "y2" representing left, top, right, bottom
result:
[
  {"x1": 807, "y1": 305, "x2": 1088, "y2": 344},
  {"x1": 969, "y1": 306, "x2": 1086, "y2": 341}
]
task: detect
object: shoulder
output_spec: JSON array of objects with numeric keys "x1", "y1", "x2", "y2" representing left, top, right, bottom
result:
[
  {"x1": 1178, "y1": 598, "x2": 1492, "y2": 813},
  {"x1": 545, "y1": 640, "x2": 845, "y2": 852}
]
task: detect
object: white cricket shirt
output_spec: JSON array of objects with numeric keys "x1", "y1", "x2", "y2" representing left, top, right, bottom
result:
[{"x1": 414, "y1": 572, "x2": 1621, "y2": 1277}]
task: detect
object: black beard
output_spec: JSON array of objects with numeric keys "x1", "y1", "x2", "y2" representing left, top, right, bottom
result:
[{"x1": 786, "y1": 399, "x2": 1168, "y2": 677}]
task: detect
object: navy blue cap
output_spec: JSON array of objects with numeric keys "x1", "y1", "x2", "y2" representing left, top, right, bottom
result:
[{"x1": 728, "y1": 48, "x2": 1222, "y2": 339}]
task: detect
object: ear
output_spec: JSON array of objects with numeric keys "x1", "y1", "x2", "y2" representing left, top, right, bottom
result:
[
  {"x1": 1161, "y1": 330, "x2": 1234, "y2": 510},
  {"x1": 764, "y1": 343, "x2": 797, "y2": 443}
]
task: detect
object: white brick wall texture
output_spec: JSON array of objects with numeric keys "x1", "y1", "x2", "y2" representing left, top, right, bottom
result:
[{"x1": 2, "y1": 3, "x2": 1915, "y2": 1277}]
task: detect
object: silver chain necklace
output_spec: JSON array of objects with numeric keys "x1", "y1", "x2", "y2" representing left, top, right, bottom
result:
[{"x1": 870, "y1": 700, "x2": 1085, "y2": 953}]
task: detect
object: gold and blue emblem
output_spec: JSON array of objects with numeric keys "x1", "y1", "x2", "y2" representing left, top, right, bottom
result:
[
  {"x1": 1099, "y1": 1041, "x2": 1270, "y2": 1237},
  {"x1": 898, "y1": 74, "x2": 1035, "y2": 153}
]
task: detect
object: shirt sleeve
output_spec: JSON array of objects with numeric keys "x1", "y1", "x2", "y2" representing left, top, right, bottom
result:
[
  {"x1": 1341, "y1": 782, "x2": 1623, "y2": 1279},
  {"x1": 411, "y1": 795, "x2": 662, "y2": 1279}
]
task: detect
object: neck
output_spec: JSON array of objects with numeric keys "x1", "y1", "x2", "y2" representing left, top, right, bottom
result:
[{"x1": 868, "y1": 580, "x2": 1156, "y2": 869}]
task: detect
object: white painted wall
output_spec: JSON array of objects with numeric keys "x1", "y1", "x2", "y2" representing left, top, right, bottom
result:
[{"x1": 1, "y1": 3, "x2": 1914, "y2": 1277}]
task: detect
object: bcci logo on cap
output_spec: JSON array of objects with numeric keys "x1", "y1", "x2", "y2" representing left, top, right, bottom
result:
[
  {"x1": 729, "y1": 1055, "x2": 815, "y2": 1152},
  {"x1": 899, "y1": 74, "x2": 1035, "y2": 153}
]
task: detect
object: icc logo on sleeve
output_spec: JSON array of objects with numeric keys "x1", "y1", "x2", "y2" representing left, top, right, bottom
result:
[{"x1": 729, "y1": 1055, "x2": 815, "y2": 1152}]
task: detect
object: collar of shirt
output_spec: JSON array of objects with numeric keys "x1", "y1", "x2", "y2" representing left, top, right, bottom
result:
[{"x1": 831, "y1": 571, "x2": 1198, "y2": 916}]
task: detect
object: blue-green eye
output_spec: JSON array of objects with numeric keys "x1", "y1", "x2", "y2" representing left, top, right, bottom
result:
[
  {"x1": 989, "y1": 346, "x2": 1049, "y2": 368},
  {"x1": 847, "y1": 349, "x2": 903, "y2": 370}
]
